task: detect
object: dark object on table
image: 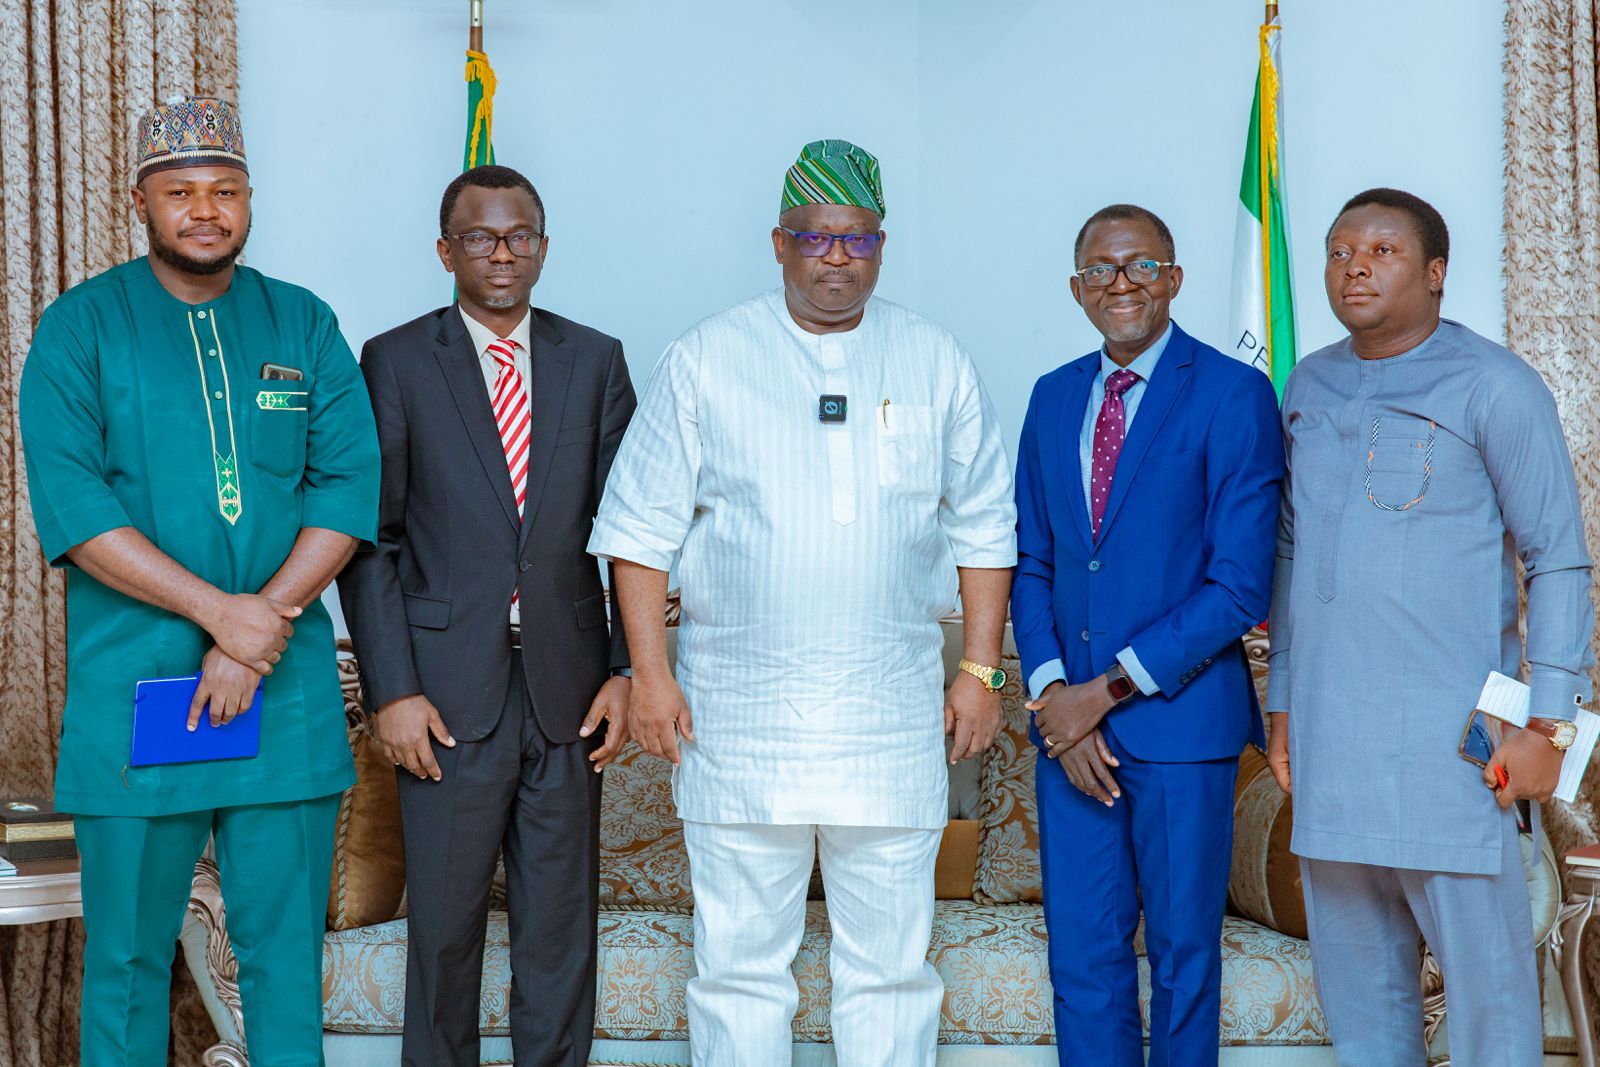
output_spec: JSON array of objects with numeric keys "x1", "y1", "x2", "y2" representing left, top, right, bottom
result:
[{"x1": 0, "y1": 798, "x2": 75, "y2": 861}]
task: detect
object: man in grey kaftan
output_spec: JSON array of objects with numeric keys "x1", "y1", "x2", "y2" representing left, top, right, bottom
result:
[{"x1": 1267, "y1": 188, "x2": 1592, "y2": 1066}]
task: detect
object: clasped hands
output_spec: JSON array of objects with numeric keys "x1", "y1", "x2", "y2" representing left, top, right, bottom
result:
[
  {"x1": 1263, "y1": 711, "x2": 1561, "y2": 808},
  {"x1": 1028, "y1": 677, "x2": 1121, "y2": 806},
  {"x1": 187, "y1": 592, "x2": 302, "y2": 731}
]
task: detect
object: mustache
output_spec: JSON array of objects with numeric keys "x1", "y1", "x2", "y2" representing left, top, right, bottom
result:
[{"x1": 147, "y1": 215, "x2": 250, "y2": 275}]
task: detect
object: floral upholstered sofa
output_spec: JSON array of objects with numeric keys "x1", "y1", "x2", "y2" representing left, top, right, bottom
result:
[{"x1": 182, "y1": 622, "x2": 1578, "y2": 1066}]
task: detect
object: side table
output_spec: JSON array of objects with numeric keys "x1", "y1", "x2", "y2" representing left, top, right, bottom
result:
[
  {"x1": 0, "y1": 856, "x2": 81, "y2": 925},
  {"x1": 1559, "y1": 844, "x2": 1600, "y2": 1067}
]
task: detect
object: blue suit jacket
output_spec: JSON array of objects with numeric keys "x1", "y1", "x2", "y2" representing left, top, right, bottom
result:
[{"x1": 1012, "y1": 323, "x2": 1284, "y2": 762}]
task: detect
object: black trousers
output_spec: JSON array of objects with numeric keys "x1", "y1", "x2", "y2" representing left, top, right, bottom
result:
[{"x1": 397, "y1": 659, "x2": 602, "y2": 1067}]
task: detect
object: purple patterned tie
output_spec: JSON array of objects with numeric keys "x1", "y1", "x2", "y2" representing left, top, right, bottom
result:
[{"x1": 1090, "y1": 368, "x2": 1141, "y2": 539}]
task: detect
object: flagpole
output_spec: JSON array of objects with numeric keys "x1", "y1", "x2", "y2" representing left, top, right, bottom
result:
[
  {"x1": 464, "y1": 0, "x2": 495, "y2": 170},
  {"x1": 1259, "y1": 4, "x2": 1272, "y2": 383}
]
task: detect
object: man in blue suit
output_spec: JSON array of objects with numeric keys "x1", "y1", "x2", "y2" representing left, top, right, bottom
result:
[{"x1": 1012, "y1": 204, "x2": 1283, "y2": 1067}]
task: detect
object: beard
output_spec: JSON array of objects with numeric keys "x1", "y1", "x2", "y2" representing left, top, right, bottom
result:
[
  {"x1": 148, "y1": 216, "x2": 251, "y2": 276},
  {"x1": 1101, "y1": 319, "x2": 1154, "y2": 344},
  {"x1": 1097, "y1": 304, "x2": 1161, "y2": 346}
]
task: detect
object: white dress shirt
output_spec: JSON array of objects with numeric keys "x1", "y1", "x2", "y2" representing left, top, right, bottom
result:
[
  {"x1": 589, "y1": 290, "x2": 1017, "y2": 829},
  {"x1": 458, "y1": 306, "x2": 532, "y2": 624},
  {"x1": 1027, "y1": 323, "x2": 1172, "y2": 700}
]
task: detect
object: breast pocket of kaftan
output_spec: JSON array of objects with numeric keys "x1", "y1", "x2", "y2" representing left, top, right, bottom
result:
[
  {"x1": 875, "y1": 404, "x2": 939, "y2": 494},
  {"x1": 250, "y1": 379, "x2": 311, "y2": 478},
  {"x1": 1363, "y1": 414, "x2": 1434, "y2": 513}
]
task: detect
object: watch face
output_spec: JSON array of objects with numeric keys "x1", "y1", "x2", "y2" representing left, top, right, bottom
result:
[
  {"x1": 1556, "y1": 721, "x2": 1579, "y2": 747},
  {"x1": 987, "y1": 668, "x2": 1007, "y2": 691}
]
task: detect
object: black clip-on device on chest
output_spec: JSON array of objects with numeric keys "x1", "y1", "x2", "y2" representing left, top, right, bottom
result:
[{"x1": 818, "y1": 395, "x2": 847, "y2": 423}]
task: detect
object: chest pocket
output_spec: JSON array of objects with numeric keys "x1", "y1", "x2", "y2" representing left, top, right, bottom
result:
[
  {"x1": 876, "y1": 403, "x2": 939, "y2": 494},
  {"x1": 251, "y1": 380, "x2": 310, "y2": 478},
  {"x1": 1364, "y1": 414, "x2": 1434, "y2": 512}
]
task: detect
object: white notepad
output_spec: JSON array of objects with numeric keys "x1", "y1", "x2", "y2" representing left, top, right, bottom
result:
[{"x1": 1476, "y1": 671, "x2": 1600, "y2": 803}]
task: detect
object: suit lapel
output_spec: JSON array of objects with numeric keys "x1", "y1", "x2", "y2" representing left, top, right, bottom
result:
[
  {"x1": 434, "y1": 308, "x2": 521, "y2": 531},
  {"x1": 1044, "y1": 355, "x2": 1097, "y2": 553},
  {"x1": 517, "y1": 310, "x2": 573, "y2": 550},
  {"x1": 1095, "y1": 324, "x2": 1194, "y2": 545}
]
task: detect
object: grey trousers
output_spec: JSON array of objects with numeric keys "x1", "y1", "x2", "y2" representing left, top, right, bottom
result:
[{"x1": 1299, "y1": 811, "x2": 1541, "y2": 1067}]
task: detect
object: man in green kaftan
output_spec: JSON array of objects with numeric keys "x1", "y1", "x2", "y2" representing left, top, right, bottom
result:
[{"x1": 18, "y1": 95, "x2": 378, "y2": 1066}]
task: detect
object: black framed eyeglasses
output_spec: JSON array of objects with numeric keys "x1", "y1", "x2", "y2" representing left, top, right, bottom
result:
[
  {"x1": 780, "y1": 228, "x2": 883, "y2": 259},
  {"x1": 1075, "y1": 260, "x2": 1175, "y2": 288},
  {"x1": 449, "y1": 230, "x2": 545, "y2": 258}
]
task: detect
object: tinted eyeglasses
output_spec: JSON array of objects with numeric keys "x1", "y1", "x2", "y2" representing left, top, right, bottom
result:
[
  {"x1": 449, "y1": 230, "x2": 545, "y2": 258},
  {"x1": 780, "y1": 228, "x2": 883, "y2": 259},
  {"x1": 1075, "y1": 260, "x2": 1175, "y2": 288}
]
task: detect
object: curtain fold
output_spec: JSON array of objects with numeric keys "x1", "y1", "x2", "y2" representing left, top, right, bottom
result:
[
  {"x1": 1504, "y1": 0, "x2": 1600, "y2": 1013},
  {"x1": 0, "y1": 3, "x2": 237, "y2": 1063}
]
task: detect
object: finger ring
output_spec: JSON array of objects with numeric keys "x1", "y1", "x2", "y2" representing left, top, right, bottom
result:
[{"x1": 1044, "y1": 736, "x2": 1055, "y2": 747}]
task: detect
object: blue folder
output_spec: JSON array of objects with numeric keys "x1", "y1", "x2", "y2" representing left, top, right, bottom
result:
[{"x1": 131, "y1": 674, "x2": 262, "y2": 767}]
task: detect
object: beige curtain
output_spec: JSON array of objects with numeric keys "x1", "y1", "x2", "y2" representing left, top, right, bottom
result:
[
  {"x1": 1504, "y1": 0, "x2": 1600, "y2": 1014},
  {"x1": 0, "y1": 3, "x2": 236, "y2": 1064}
]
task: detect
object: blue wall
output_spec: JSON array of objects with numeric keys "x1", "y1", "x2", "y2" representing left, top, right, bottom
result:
[{"x1": 239, "y1": 0, "x2": 1507, "y2": 454}]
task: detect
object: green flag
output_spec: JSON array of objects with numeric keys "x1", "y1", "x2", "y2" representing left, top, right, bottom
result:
[
  {"x1": 1228, "y1": 13, "x2": 1297, "y2": 398},
  {"x1": 464, "y1": 49, "x2": 496, "y2": 170}
]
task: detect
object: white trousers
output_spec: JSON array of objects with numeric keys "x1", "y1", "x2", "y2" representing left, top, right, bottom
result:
[{"x1": 682, "y1": 820, "x2": 944, "y2": 1067}]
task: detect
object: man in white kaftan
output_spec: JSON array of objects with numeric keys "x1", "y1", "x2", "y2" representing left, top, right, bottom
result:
[{"x1": 588, "y1": 139, "x2": 1016, "y2": 1067}]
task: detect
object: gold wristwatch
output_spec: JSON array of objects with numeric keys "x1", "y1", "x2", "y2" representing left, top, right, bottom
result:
[
  {"x1": 1525, "y1": 717, "x2": 1579, "y2": 751},
  {"x1": 959, "y1": 659, "x2": 1007, "y2": 693}
]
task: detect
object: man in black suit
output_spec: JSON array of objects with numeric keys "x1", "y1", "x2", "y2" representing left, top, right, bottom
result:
[{"x1": 338, "y1": 164, "x2": 635, "y2": 1067}]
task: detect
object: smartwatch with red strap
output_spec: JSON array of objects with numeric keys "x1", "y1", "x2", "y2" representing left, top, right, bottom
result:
[{"x1": 1105, "y1": 662, "x2": 1137, "y2": 704}]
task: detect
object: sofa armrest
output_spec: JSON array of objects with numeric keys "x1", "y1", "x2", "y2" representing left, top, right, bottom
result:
[{"x1": 181, "y1": 854, "x2": 250, "y2": 1067}]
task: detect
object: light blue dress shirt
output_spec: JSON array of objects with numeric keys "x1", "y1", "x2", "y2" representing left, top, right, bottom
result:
[{"x1": 1028, "y1": 323, "x2": 1172, "y2": 700}]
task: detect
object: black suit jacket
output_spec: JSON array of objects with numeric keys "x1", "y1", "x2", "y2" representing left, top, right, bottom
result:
[{"x1": 338, "y1": 304, "x2": 635, "y2": 744}]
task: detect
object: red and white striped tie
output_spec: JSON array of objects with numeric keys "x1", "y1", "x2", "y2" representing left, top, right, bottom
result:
[{"x1": 488, "y1": 338, "x2": 532, "y2": 518}]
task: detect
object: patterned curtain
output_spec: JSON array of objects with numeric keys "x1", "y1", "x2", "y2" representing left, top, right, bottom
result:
[
  {"x1": 1504, "y1": 0, "x2": 1600, "y2": 1009},
  {"x1": 0, "y1": 3, "x2": 236, "y2": 1064}
]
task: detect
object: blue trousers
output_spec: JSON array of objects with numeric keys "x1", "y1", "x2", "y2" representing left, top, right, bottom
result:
[{"x1": 1036, "y1": 729, "x2": 1236, "y2": 1067}]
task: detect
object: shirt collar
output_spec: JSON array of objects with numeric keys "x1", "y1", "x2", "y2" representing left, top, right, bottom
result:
[
  {"x1": 1099, "y1": 321, "x2": 1174, "y2": 383},
  {"x1": 458, "y1": 305, "x2": 532, "y2": 359}
]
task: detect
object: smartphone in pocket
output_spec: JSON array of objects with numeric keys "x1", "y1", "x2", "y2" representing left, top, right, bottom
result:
[{"x1": 260, "y1": 362, "x2": 303, "y2": 381}]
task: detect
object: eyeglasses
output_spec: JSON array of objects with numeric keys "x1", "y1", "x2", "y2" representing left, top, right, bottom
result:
[
  {"x1": 449, "y1": 230, "x2": 545, "y2": 258},
  {"x1": 1075, "y1": 260, "x2": 1175, "y2": 288},
  {"x1": 780, "y1": 228, "x2": 883, "y2": 259}
]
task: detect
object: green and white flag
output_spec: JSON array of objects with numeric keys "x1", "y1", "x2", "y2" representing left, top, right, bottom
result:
[{"x1": 1228, "y1": 12, "x2": 1296, "y2": 398}]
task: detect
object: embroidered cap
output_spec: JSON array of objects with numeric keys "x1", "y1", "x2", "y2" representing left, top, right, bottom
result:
[
  {"x1": 780, "y1": 139, "x2": 885, "y2": 219},
  {"x1": 135, "y1": 95, "x2": 247, "y2": 183}
]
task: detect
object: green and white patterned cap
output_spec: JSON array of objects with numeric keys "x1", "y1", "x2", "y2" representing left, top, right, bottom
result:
[{"x1": 780, "y1": 139, "x2": 885, "y2": 219}]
